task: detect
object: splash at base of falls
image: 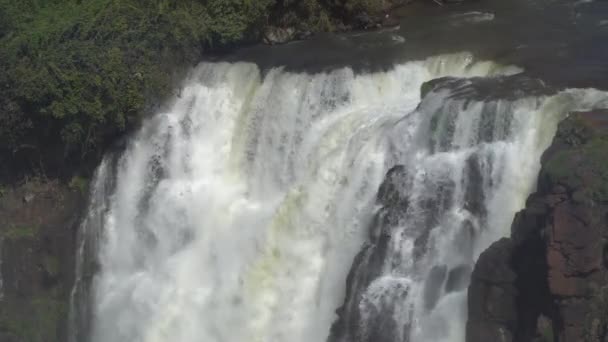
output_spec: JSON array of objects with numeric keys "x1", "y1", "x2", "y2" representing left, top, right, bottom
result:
[{"x1": 69, "y1": 52, "x2": 608, "y2": 342}]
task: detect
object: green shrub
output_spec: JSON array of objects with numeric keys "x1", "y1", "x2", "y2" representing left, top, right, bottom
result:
[
  {"x1": 0, "y1": 0, "x2": 274, "y2": 167},
  {"x1": 342, "y1": 0, "x2": 385, "y2": 13},
  {"x1": 68, "y1": 175, "x2": 88, "y2": 194}
]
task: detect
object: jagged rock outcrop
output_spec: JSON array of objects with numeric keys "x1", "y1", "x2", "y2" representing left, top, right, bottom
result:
[
  {"x1": 329, "y1": 165, "x2": 411, "y2": 342},
  {"x1": 467, "y1": 110, "x2": 608, "y2": 342}
]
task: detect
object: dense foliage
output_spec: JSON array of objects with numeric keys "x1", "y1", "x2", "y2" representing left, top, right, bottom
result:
[{"x1": 0, "y1": 0, "x2": 385, "y2": 178}]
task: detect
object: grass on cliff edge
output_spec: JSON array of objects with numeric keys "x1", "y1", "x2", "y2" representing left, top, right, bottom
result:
[{"x1": 0, "y1": 0, "x2": 385, "y2": 177}]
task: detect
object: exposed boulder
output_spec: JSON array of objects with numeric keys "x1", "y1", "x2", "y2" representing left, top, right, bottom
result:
[{"x1": 263, "y1": 26, "x2": 297, "y2": 45}]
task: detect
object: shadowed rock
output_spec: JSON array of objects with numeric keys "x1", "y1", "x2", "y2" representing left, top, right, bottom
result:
[
  {"x1": 424, "y1": 265, "x2": 447, "y2": 311},
  {"x1": 329, "y1": 165, "x2": 412, "y2": 342},
  {"x1": 421, "y1": 74, "x2": 555, "y2": 102},
  {"x1": 445, "y1": 265, "x2": 472, "y2": 293}
]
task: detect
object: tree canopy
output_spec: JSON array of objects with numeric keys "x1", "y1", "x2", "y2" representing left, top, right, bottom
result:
[{"x1": 0, "y1": 0, "x2": 385, "y2": 178}]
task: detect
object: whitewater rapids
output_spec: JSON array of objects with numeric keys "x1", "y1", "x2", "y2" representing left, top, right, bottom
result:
[{"x1": 69, "y1": 53, "x2": 608, "y2": 342}]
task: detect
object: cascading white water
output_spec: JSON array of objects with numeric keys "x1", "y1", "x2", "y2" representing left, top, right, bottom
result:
[
  {"x1": 323, "y1": 73, "x2": 608, "y2": 342},
  {"x1": 374, "y1": 84, "x2": 608, "y2": 342},
  {"x1": 70, "y1": 52, "x2": 608, "y2": 342}
]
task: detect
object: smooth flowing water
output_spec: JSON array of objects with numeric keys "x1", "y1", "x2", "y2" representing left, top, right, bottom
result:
[{"x1": 70, "y1": 53, "x2": 608, "y2": 342}]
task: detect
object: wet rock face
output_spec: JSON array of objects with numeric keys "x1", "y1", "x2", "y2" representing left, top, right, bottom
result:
[
  {"x1": 420, "y1": 75, "x2": 555, "y2": 102},
  {"x1": 466, "y1": 238, "x2": 517, "y2": 342},
  {"x1": 467, "y1": 110, "x2": 608, "y2": 342},
  {"x1": 329, "y1": 165, "x2": 411, "y2": 342},
  {"x1": 0, "y1": 179, "x2": 84, "y2": 342}
]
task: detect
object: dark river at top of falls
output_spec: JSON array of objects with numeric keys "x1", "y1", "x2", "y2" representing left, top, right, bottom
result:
[{"x1": 225, "y1": 0, "x2": 608, "y2": 89}]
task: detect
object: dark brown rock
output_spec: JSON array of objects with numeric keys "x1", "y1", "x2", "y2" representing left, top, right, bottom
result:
[
  {"x1": 467, "y1": 238, "x2": 518, "y2": 342},
  {"x1": 467, "y1": 109, "x2": 608, "y2": 342}
]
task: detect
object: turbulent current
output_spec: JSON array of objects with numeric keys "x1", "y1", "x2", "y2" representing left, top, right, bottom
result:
[{"x1": 69, "y1": 53, "x2": 608, "y2": 342}]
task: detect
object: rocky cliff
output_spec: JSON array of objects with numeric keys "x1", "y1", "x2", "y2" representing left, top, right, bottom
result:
[
  {"x1": 467, "y1": 110, "x2": 608, "y2": 342},
  {"x1": 0, "y1": 179, "x2": 84, "y2": 342}
]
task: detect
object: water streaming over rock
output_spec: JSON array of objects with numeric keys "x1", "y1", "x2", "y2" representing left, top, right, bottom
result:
[
  {"x1": 329, "y1": 76, "x2": 608, "y2": 342},
  {"x1": 69, "y1": 53, "x2": 608, "y2": 342}
]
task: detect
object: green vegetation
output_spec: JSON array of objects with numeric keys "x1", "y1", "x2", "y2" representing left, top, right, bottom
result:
[
  {"x1": 540, "y1": 323, "x2": 554, "y2": 342},
  {"x1": 271, "y1": 0, "x2": 385, "y2": 32},
  {"x1": 68, "y1": 175, "x2": 88, "y2": 194},
  {"x1": 1, "y1": 225, "x2": 40, "y2": 241},
  {"x1": 0, "y1": 0, "x2": 385, "y2": 177},
  {"x1": 0, "y1": 0, "x2": 274, "y2": 170}
]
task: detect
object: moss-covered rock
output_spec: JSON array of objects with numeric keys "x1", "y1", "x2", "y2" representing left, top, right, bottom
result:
[{"x1": 542, "y1": 110, "x2": 608, "y2": 202}]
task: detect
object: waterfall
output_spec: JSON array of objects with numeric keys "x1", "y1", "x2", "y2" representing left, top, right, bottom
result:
[
  {"x1": 328, "y1": 77, "x2": 608, "y2": 342},
  {"x1": 70, "y1": 53, "x2": 608, "y2": 342}
]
